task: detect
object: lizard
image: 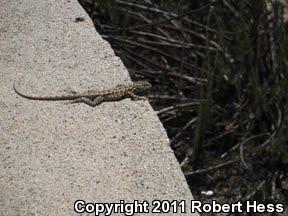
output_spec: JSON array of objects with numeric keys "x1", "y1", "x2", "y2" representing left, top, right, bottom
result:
[{"x1": 13, "y1": 81, "x2": 152, "y2": 107}]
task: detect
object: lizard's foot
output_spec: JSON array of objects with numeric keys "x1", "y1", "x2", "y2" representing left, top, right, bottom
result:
[
  {"x1": 129, "y1": 93, "x2": 148, "y2": 101},
  {"x1": 131, "y1": 95, "x2": 148, "y2": 101},
  {"x1": 139, "y1": 96, "x2": 148, "y2": 101}
]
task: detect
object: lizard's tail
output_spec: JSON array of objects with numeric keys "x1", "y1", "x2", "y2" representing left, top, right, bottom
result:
[
  {"x1": 13, "y1": 81, "x2": 44, "y2": 100},
  {"x1": 13, "y1": 81, "x2": 77, "y2": 101}
]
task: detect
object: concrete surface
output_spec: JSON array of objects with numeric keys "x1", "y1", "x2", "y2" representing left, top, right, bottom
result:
[{"x1": 0, "y1": 0, "x2": 199, "y2": 215}]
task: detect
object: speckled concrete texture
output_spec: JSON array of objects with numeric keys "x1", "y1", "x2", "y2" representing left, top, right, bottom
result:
[{"x1": 0, "y1": 0, "x2": 199, "y2": 215}]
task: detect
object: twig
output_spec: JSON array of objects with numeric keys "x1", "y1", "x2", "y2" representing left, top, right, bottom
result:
[
  {"x1": 123, "y1": 52, "x2": 151, "y2": 70},
  {"x1": 271, "y1": 171, "x2": 278, "y2": 200},
  {"x1": 265, "y1": 1, "x2": 284, "y2": 79},
  {"x1": 184, "y1": 160, "x2": 237, "y2": 176},
  {"x1": 240, "y1": 140, "x2": 249, "y2": 169},
  {"x1": 245, "y1": 180, "x2": 266, "y2": 200},
  {"x1": 148, "y1": 95, "x2": 194, "y2": 101},
  {"x1": 116, "y1": 0, "x2": 181, "y2": 17},
  {"x1": 130, "y1": 30, "x2": 219, "y2": 52},
  {"x1": 143, "y1": 0, "x2": 182, "y2": 30},
  {"x1": 156, "y1": 102, "x2": 200, "y2": 115},
  {"x1": 110, "y1": 1, "x2": 224, "y2": 34},
  {"x1": 168, "y1": 72, "x2": 207, "y2": 85},
  {"x1": 221, "y1": 133, "x2": 270, "y2": 158},
  {"x1": 102, "y1": 35, "x2": 188, "y2": 63},
  {"x1": 160, "y1": 25, "x2": 234, "y2": 62},
  {"x1": 162, "y1": 115, "x2": 177, "y2": 123},
  {"x1": 170, "y1": 117, "x2": 198, "y2": 145},
  {"x1": 117, "y1": 7, "x2": 171, "y2": 38},
  {"x1": 261, "y1": 103, "x2": 282, "y2": 147},
  {"x1": 206, "y1": 128, "x2": 237, "y2": 146},
  {"x1": 123, "y1": 45, "x2": 203, "y2": 74}
]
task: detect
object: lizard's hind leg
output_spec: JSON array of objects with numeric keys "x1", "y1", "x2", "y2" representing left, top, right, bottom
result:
[{"x1": 69, "y1": 96, "x2": 104, "y2": 107}]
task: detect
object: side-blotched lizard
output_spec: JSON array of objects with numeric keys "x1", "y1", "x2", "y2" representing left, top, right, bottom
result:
[{"x1": 14, "y1": 81, "x2": 151, "y2": 107}]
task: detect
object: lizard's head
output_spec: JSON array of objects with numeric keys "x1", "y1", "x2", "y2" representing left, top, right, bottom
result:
[{"x1": 133, "y1": 81, "x2": 152, "y2": 93}]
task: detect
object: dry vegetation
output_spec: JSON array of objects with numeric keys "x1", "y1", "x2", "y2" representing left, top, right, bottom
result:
[{"x1": 78, "y1": 0, "x2": 288, "y2": 214}]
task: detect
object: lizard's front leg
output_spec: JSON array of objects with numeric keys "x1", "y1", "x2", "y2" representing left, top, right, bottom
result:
[
  {"x1": 128, "y1": 93, "x2": 147, "y2": 101},
  {"x1": 69, "y1": 96, "x2": 104, "y2": 107}
]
